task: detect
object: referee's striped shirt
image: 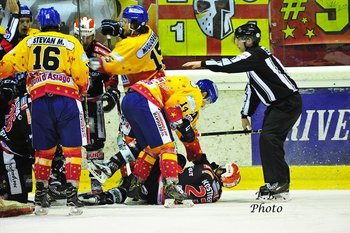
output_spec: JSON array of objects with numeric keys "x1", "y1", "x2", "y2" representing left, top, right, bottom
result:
[{"x1": 202, "y1": 46, "x2": 299, "y2": 117}]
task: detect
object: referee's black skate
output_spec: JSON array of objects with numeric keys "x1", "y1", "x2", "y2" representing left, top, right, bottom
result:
[
  {"x1": 164, "y1": 181, "x2": 194, "y2": 208},
  {"x1": 66, "y1": 183, "x2": 84, "y2": 215},
  {"x1": 34, "y1": 181, "x2": 50, "y2": 216},
  {"x1": 256, "y1": 182, "x2": 290, "y2": 202}
]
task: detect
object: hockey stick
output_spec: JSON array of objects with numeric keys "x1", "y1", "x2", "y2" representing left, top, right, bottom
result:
[
  {"x1": 106, "y1": 34, "x2": 112, "y2": 50},
  {"x1": 200, "y1": 129, "x2": 261, "y2": 136},
  {"x1": 76, "y1": 0, "x2": 91, "y2": 144}
]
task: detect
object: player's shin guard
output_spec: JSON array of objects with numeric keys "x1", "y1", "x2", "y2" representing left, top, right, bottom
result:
[
  {"x1": 63, "y1": 147, "x2": 84, "y2": 215},
  {"x1": 159, "y1": 153, "x2": 182, "y2": 180},
  {"x1": 34, "y1": 148, "x2": 55, "y2": 215},
  {"x1": 62, "y1": 147, "x2": 82, "y2": 185},
  {"x1": 34, "y1": 147, "x2": 56, "y2": 182},
  {"x1": 132, "y1": 151, "x2": 156, "y2": 181}
]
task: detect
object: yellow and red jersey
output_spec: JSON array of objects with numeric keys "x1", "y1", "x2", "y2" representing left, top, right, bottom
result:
[
  {"x1": 0, "y1": 31, "x2": 89, "y2": 101},
  {"x1": 100, "y1": 27, "x2": 165, "y2": 89},
  {"x1": 131, "y1": 76, "x2": 202, "y2": 125}
]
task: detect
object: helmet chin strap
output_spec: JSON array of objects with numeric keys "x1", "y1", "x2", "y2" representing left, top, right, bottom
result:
[{"x1": 128, "y1": 23, "x2": 141, "y2": 36}]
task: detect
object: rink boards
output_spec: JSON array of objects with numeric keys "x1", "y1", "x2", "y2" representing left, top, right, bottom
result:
[{"x1": 76, "y1": 165, "x2": 350, "y2": 193}]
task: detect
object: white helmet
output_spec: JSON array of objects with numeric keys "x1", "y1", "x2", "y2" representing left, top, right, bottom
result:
[
  {"x1": 215, "y1": 163, "x2": 241, "y2": 188},
  {"x1": 74, "y1": 17, "x2": 95, "y2": 37},
  {"x1": 194, "y1": 0, "x2": 235, "y2": 40}
]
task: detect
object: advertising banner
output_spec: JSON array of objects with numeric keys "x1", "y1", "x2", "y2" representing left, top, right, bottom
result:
[
  {"x1": 157, "y1": 0, "x2": 270, "y2": 57},
  {"x1": 251, "y1": 88, "x2": 350, "y2": 165},
  {"x1": 270, "y1": 0, "x2": 350, "y2": 45},
  {"x1": 270, "y1": 0, "x2": 350, "y2": 66}
]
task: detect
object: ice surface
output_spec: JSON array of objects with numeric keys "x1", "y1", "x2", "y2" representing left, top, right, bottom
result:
[{"x1": 1, "y1": 190, "x2": 349, "y2": 233}]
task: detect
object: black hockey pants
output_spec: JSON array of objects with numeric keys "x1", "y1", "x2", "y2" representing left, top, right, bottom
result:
[{"x1": 260, "y1": 92, "x2": 302, "y2": 185}]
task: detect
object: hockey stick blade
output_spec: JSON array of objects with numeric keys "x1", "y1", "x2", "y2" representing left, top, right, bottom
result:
[{"x1": 200, "y1": 129, "x2": 261, "y2": 137}]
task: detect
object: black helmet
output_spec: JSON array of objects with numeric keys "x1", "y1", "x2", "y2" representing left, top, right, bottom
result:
[{"x1": 234, "y1": 22, "x2": 261, "y2": 46}]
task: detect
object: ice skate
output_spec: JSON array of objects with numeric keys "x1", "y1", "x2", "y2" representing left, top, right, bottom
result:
[
  {"x1": 164, "y1": 182, "x2": 194, "y2": 208},
  {"x1": 34, "y1": 182, "x2": 50, "y2": 216},
  {"x1": 66, "y1": 183, "x2": 84, "y2": 215},
  {"x1": 87, "y1": 160, "x2": 118, "y2": 183},
  {"x1": 256, "y1": 182, "x2": 291, "y2": 202},
  {"x1": 48, "y1": 180, "x2": 66, "y2": 205},
  {"x1": 124, "y1": 175, "x2": 147, "y2": 205},
  {"x1": 79, "y1": 192, "x2": 113, "y2": 205}
]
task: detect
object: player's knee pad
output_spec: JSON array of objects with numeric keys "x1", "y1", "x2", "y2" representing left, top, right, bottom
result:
[
  {"x1": 159, "y1": 152, "x2": 182, "y2": 179},
  {"x1": 34, "y1": 147, "x2": 56, "y2": 181},
  {"x1": 133, "y1": 151, "x2": 157, "y2": 181}
]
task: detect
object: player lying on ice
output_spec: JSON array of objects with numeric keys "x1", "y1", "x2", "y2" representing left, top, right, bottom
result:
[{"x1": 80, "y1": 154, "x2": 240, "y2": 205}]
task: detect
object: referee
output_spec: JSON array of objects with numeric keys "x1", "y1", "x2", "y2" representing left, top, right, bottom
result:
[{"x1": 182, "y1": 22, "x2": 302, "y2": 201}]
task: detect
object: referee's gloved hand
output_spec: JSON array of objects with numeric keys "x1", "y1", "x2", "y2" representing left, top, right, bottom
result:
[
  {"x1": 101, "y1": 19, "x2": 124, "y2": 37},
  {"x1": 177, "y1": 119, "x2": 195, "y2": 143}
]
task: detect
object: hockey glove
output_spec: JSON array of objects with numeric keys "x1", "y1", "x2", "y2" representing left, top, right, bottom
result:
[
  {"x1": 177, "y1": 119, "x2": 195, "y2": 143},
  {"x1": 88, "y1": 57, "x2": 101, "y2": 71},
  {"x1": 102, "y1": 89, "x2": 120, "y2": 112},
  {"x1": 0, "y1": 78, "x2": 18, "y2": 102},
  {"x1": 101, "y1": 19, "x2": 124, "y2": 37}
]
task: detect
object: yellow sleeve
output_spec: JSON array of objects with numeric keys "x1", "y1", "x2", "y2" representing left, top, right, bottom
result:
[
  {"x1": 0, "y1": 26, "x2": 5, "y2": 35},
  {"x1": 101, "y1": 30, "x2": 164, "y2": 75},
  {"x1": 0, "y1": 39, "x2": 29, "y2": 78},
  {"x1": 69, "y1": 36, "x2": 89, "y2": 94}
]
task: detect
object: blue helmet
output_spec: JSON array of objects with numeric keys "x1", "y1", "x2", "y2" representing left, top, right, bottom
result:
[
  {"x1": 37, "y1": 7, "x2": 61, "y2": 28},
  {"x1": 122, "y1": 5, "x2": 148, "y2": 27},
  {"x1": 20, "y1": 5, "x2": 32, "y2": 21},
  {"x1": 197, "y1": 79, "x2": 219, "y2": 104}
]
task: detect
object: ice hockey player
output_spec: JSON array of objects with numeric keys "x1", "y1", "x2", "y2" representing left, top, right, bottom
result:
[
  {"x1": 80, "y1": 154, "x2": 241, "y2": 205},
  {"x1": 0, "y1": 79, "x2": 34, "y2": 204},
  {"x1": 0, "y1": 1, "x2": 40, "y2": 59},
  {"x1": 119, "y1": 76, "x2": 218, "y2": 207},
  {"x1": 0, "y1": 7, "x2": 89, "y2": 215},
  {"x1": 0, "y1": 1, "x2": 39, "y2": 130},
  {"x1": 91, "y1": 4, "x2": 166, "y2": 88},
  {"x1": 87, "y1": 4, "x2": 167, "y2": 183},
  {"x1": 73, "y1": 16, "x2": 119, "y2": 195}
]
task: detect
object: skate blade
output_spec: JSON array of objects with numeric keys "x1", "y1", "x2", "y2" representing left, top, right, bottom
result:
[
  {"x1": 164, "y1": 199, "x2": 194, "y2": 208},
  {"x1": 87, "y1": 162, "x2": 108, "y2": 184},
  {"x1": 257, "y1": 192, "x2": 291, "y2": 203},
  {"x1": 68, "y1": 206, "x2": 83, "y2": 216},
  {"x1": 34, "y1": 206, "x2": 49, "y2": 216},
  {"x1": 124, "y1": 197, "x2": 147, "y2": 205}
]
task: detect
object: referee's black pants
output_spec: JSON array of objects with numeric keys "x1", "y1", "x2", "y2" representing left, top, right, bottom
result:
[{"x1": 260, "y1": 92, "x2": 302, "y2": 185}]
